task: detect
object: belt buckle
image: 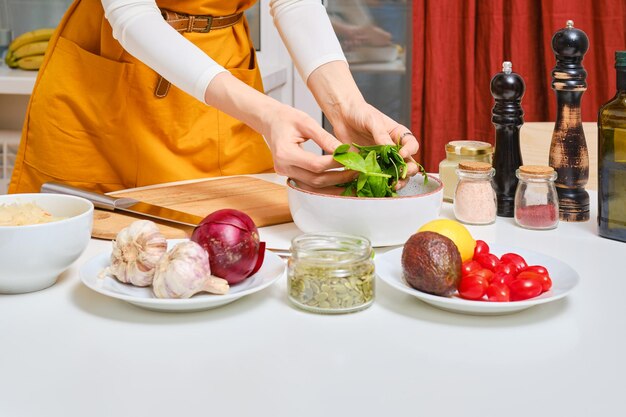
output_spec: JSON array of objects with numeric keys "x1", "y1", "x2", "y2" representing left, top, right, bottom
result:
[{"x1": 198, "y1": 15, "x2": 213, "y2": 33}]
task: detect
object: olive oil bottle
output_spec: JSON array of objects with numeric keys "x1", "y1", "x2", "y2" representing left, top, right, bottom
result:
[{"x1": 598, "y1": 51, "x2": 626, "y2": 242}]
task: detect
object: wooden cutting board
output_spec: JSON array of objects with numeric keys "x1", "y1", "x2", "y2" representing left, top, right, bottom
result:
[{"x1": 91, "y1": 176, "x2": 292, "y2": 240}]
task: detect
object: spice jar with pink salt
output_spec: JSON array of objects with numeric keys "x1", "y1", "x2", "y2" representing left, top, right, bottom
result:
[
  {"x1": 514, "y1": 165, "x2": 559, "y2": 230},
  {"x1": 453, "y1": 161, "x2": 497, "y2": 225}
]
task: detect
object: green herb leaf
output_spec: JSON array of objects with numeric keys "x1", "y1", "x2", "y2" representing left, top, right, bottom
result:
[
  {"x1": 333, "y1": 141, "x2": 427, "y2": 198},
  {"x1": 333, "y1": 151, "x2": 367, "y2": 173}
]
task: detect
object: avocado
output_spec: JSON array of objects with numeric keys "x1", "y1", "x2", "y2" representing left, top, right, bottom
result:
[{"x1": 401, "y1": 231, "x2": 462, "y2": 296}]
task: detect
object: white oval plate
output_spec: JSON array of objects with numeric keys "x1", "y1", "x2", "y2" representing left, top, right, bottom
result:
[
  {"x1": 80, "y1": 240, "x2": 286, "y2": 312},
  {"x1": 376, "y1": 244, "x2": 580, "y2": 315}
]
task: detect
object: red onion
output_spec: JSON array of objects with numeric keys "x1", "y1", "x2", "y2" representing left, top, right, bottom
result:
[{"x1": 191, "y1": 209, "x2": 265, "y2": 285}]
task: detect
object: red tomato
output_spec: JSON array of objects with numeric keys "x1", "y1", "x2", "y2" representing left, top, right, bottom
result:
[
  {"x1": 473, "y1": 240, "x2": 490, "y2": 259},
  {"x1": 462, "y1": 260, "x2": 482, "y2": 276},
  {"x1": 471, "y1": 268, "x2": 494, "y2": 283},
  {"x1": 523, "y1": 265, "x2": 549, "y2": 276},
  {"x1": 486, "y1": 284, "x2": 510, "y2": 302},
  {"x1": 508, "y1": 278, "x2": 543, "y2": 301},
  {"x1": 475, "y1": 253, "x2": 501, "y2": 271},
  {"x1": 500, "y1": 253, "x2": 528, "y2": 273},
  {"x1": 494, "y1": 262, "x2": 516, "y2": 276},
  {"x1": 491, "y1": 271, "x2": 514, "y2": 287},
  {"x1": 458, "y1": 274, "x2": 489, "y2": 300},
  {"x1": 516, "y1": 270, "x2": 552, "y2": 292}
]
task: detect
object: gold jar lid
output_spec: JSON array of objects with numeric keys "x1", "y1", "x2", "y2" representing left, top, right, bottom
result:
[
  {"x1": 445, "y1": 140, "x2": 493, "y2": 156},
  {"x1": 458, "y1": 161, "x2": 492, "y2": 171}
]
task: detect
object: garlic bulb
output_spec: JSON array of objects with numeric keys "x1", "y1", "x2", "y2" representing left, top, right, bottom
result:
[
  {"x1": 152, "y1": 241, "x2": 229, "y2": 298},
  {"x1": 109, "y1": 220, "x2": 168, "y2": 287}
]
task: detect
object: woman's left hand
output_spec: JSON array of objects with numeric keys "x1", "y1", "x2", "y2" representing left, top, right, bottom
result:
[
  {"x1": 307, "y1": 61, "x2": 421, "y2": 189},
  {"x1": 328, "y1": 97, "x2": 421, "y2": 188}
]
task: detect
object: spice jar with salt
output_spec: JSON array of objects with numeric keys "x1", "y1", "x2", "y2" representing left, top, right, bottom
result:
[
  {"x1": 514, "y1": 165, "x2": 559, "y2": 230},
  {"x1": 454, "y1": 161, "x2": 497, "y2": 225}
]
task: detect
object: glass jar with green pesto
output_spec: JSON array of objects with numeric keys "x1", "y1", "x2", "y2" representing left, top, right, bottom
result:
[{"x1": 287, "y1": 232, "x2": 375, "y2": 314}]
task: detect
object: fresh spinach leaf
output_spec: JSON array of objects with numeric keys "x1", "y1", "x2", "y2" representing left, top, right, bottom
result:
[{"x1": 333, "y1": 141, "x2": 427, "y2": 198}]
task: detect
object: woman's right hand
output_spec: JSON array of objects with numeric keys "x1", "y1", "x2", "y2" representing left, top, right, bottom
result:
[
  {"x1": 261, "y1": 104, "x2": 357, "y2": 190},
  {"x1": 206, "y1": 72, "x2": 354, "y2": 190}
]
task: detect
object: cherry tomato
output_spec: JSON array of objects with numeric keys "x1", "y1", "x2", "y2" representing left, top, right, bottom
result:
[
  {"x1": 473, "y1": 240, "x2": 490, "y2": 259},
  {"x1": 486, "y1": 284, "x2": 510, "y2": 302},
  {"x1": 508, "y1": 278, "x2": 542, "y2": 301},
  {"x1": 516, "y1": 270, "x2": 552, "y2": 292},
  {"x1": 499, "y1": 253, "x2": 528, "y2": 274},
  {"x1": 458, "y1": 274, "x2": 489, "y2": 300},
  {"x1": 462, "y1": 260, "x2": 482, "y2": 276},
  {"x1": 490, "y1": 271, "x2": 514, "y2": 287},
  {"x1": 494, "y1": 262, "x2": 516, "y2": 276},
  {"x1": 471, "y1": 268, "x2": 494, "y2": 283},
  {"x1": 523, "y1": 265, "x2": 549, "y2": 276},
  {"x1": 475, "y1": 253, "x2": 501, "y2": 271}
]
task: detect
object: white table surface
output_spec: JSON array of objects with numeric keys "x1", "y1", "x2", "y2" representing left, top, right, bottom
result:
[{"x1": 1, "y1": 177, "x2": 624, "y2": 417}]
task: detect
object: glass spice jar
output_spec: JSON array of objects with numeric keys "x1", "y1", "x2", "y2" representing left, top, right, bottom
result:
[
  {"x1": 514, "y1": 165, "x2": 559, "y2": 230},
  {"x1": 287, "y1": 232, "x2": 375, "y2": 314},
  {"x1": 438, "y1": 140, "x2": 493, "y2": 202},
  {"x1": 453, "y1": 161, "x2": 497, "y2": 225}
]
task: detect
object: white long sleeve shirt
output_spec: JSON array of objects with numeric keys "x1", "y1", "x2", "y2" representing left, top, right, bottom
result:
[{"x1": 101, "y1": 0, "x2": 346, "y2": 103}]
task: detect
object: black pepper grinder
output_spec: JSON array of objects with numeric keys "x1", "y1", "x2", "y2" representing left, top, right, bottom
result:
[
  {"x1": 490, "y1": 61, "x2": 526, "y2": 217},
  {"x1": 549, "y1": 20, "x2": 590, "y2": 222}
]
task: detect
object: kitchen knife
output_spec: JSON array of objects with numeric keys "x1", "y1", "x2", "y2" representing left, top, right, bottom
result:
[{"x1": 41, "y1": 182, "x2": 204, "y2": 227}]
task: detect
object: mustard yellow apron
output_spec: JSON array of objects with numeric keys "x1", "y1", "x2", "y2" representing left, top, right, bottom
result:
[{"x1": 9, "y1": 0, "x2": 273, "y2": 194}]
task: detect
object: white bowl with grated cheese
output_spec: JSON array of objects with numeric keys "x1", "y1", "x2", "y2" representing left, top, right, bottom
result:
[{"x1": 0, "y1": 193, "x2": 93, "y2": 294}]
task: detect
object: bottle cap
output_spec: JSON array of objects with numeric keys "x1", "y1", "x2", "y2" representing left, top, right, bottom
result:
[
  {"x1": 445, "y1": 140, "x2": 493, "y2": 156},
  {"x1": 458, "y1": 161, "x2": 492, "y2": 172},
  {"x1": 616, "y1": 51, "x2": 626, "y2": 67},
  {"x1": 519, "y1": 165, "x2": 555, "y2": 177}
]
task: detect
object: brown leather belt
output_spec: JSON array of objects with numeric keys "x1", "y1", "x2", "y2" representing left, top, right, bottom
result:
[{"x1": 154, "y1": 9, "x2": 244, "y2": 98}]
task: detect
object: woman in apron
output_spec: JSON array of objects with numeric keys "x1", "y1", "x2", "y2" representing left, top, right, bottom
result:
[{"x1": 9, "y1": 0, "x2": 419, "y2": 194}]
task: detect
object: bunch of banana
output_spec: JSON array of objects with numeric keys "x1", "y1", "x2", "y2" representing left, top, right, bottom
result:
[{"x1": 5, "y1": 28, "x2": 55, "y2": 71}]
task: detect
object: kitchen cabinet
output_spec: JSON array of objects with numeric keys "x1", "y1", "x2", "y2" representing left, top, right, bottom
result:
[{"x1": 0, "y1": 67, "x2": 33, "y2": 193}]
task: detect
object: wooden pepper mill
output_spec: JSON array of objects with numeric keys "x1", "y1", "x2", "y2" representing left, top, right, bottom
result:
[
  {"x1": 490, "y1": 61, "x2": 525, "y2": 217},
  {"x1": 549, "y1": 20, "x2": 590, "y2": 222}
]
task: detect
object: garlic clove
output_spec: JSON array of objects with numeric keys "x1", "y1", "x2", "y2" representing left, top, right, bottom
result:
[
  {"x1": 108, "y1": 220, "x2": 168, "y2": 287},
  {"x1": 202, "y1": 276, "x2": 230, "y2": 296},
  {"x1": 152, "y1": 241, "x2": 229, "y2": 299}
]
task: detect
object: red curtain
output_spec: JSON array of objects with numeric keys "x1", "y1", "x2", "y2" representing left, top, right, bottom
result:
[{"x1": 411, "y1": 0, "x2": 626, "y2": 171}]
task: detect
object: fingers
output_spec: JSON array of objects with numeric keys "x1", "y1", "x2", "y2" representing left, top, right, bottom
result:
[
  {"x1": 303, "y1": 121, "x2": 344, "y2": 155},
  {"x1": 364, "y1": 110, "x2": 395, "y2": 147},
  {"x1": 288, "y1": 166, "x2": 358, "y2": 189},
  {"x1": 388, "y1": 124, "x2": 419, "y2": 158}
]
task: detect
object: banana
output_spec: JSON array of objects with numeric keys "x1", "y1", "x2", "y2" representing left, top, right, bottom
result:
[
  {"x1": 15, "y1": 55, "x2": 45, "y2": 71},
  {"x1": 4, "y1": 51, "x2": 18, "y2": 68},
  {"x1": 12, "y1": 41, "x2": 49, "y2": 59},
  {"x1": 8, "y1": 28, "x2": 55, "y2": 53}
]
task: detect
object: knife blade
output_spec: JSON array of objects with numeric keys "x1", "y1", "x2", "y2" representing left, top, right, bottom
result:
[{"x1": 41, "y1": 182, "x2": 204, "y2": 227}]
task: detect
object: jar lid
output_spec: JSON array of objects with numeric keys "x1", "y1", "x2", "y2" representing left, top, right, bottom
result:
[
  {"x1": 458, "y1": 161, "x2": 492, "y2": 172},
  {"x1": 519, "y1": 165, "x2": 555, "y2": 176},
  {"x1": 445, "y1": 140, "x2": 493, "y2": 156}
]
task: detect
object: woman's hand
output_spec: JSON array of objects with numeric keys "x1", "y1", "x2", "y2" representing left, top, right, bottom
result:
[
  {"x1": 331, "y1": 99, "x2": 420, "y2": 187},
  {"x1": 307, "y1": 62, "x2": 421, "y2": 189},
  {"x1": 205, "y1": 72, "x2": 355, "y2": 190},
  {"x1": 261, "y1": 104, "x2": 358, "y2": 189}
]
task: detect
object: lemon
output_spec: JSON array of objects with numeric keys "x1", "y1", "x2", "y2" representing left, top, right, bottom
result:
[{"x1": 417, "y1": 219, "x2": 475, "y2": 262}]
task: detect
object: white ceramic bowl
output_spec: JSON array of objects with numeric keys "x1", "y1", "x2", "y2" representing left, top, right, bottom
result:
[
  {"x1": 287, "y1": 175, "x2": 443, "y2": 247},
  {"x1": 0, "y1": 193, "x2": 94, "y2": 294}
]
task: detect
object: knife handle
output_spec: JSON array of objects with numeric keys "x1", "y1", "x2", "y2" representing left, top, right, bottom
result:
[{"x1": 40, "y1": 182, "x2": 117, "y2": 210}]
